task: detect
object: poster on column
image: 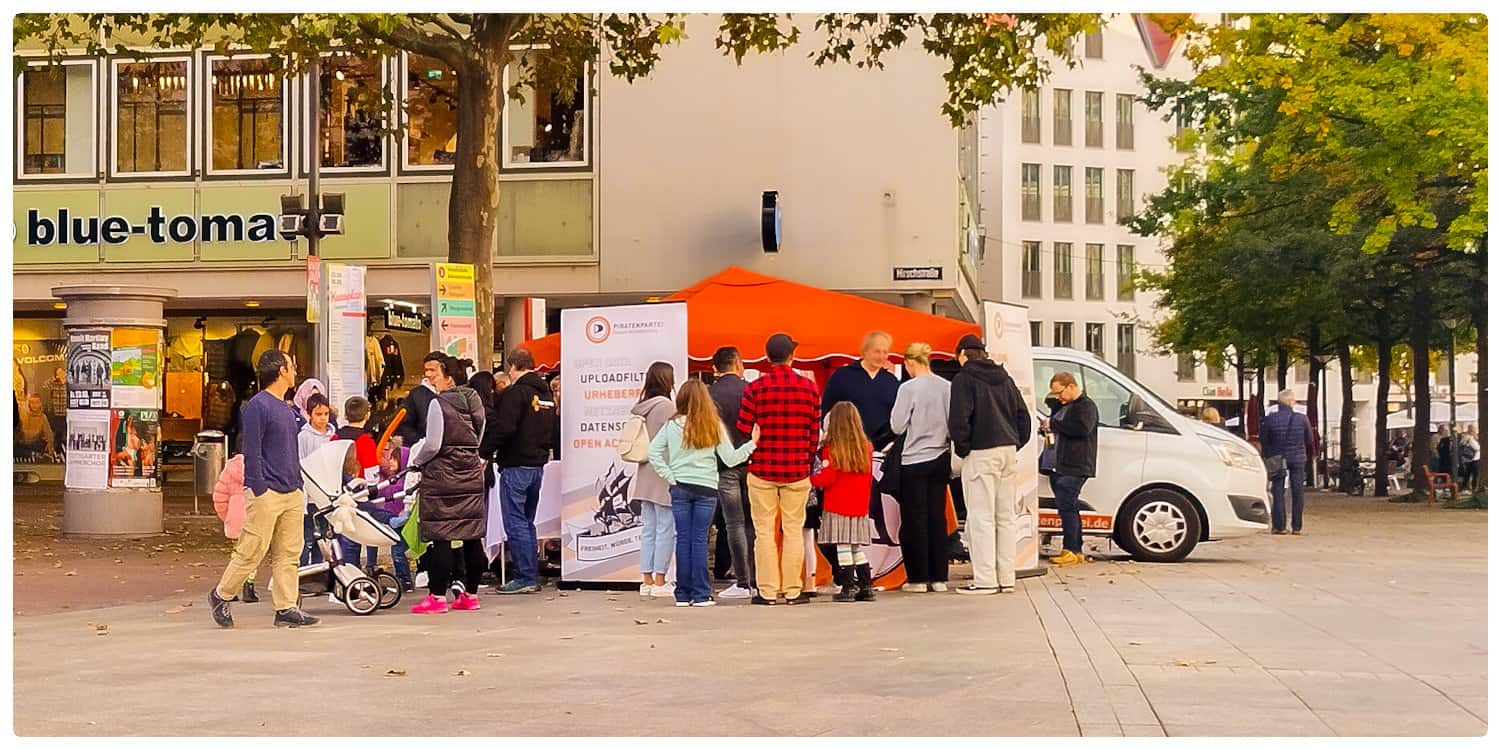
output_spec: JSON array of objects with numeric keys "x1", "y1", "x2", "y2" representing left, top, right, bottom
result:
[
  {"x1": 559, "y1": 303, "x2": 688, "y2": 583},
  {"x1": 109, "y1": 409, "x2": 160, "y2": 488},
  {"x1": 431, "y1": 263, "x2": 478, "y2": 361},
  {"x1": 64, "y1": 409, "x2": 111, "y2": 489},
  {"x1": 66, "y1": 330, "x2": 112, "y2": 409},
  {"x1": 109, "y1": 328, "x2": 163, "y2": 409},
  {"x1": 984, "y1": 301, "x2": 1040, "y2": 571},
  {"x1": 324, "y1": 263, "x2": 367, "y2": 414}
]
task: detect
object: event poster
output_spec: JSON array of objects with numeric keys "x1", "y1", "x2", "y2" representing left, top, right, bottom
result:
[
  {"x1": 109, "y1": 409, "x2": 160, "y2": 488},
  {"x1": 323, "y1": 263, "x2": 367, "y2": 415},
  {"x1": 66, "y1": 330, "x2": 112, "y2": 409},
  {"x1": 559, "y1": 303, "x2": 688, "y2": 583},
  {"x1": 984, "y1": 301, "x2": 1040, "y2": 571},
  {"x1": 64, "y1": 409, "x2": 111, "y2": 489},
  {"x1": 431, "y1": 262, "x2": 478, "y2": 361},
  {"x1": 12, "y1": 339, "x2": 66, "y2": 408},
  {"x1": 109, "y1": 328, "x2": 163, "y2": 409}
]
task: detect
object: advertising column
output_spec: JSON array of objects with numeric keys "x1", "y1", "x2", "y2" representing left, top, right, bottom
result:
[
  {"x1": 431, "y1": 262, "x2": 478, "y2": 361},
  {"x1": 559, "y1": 303, "x2": 688, "y2": 583},
  {"x1": 984, "y1": 301, "x2": 1041, "y2": 572}
]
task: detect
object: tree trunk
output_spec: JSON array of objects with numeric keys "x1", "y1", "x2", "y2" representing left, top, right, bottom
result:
[
  {"x1": 1235, "y1": 355, "x2": 1246, "y2": 437},
  {"x1": 447, "y1": 23, "x2": 510, "y2": 367},
  {"x1": 1305, "y1": 329, "x2": 1322, "y2": 488},
  {"x1": 1276, "y1": 346, "x2": 1289, "y2": 392},
  {"x1": 1411, "y1": 280, "x2": 1432, "y2": 497},
  {"x1": 1337, "y1": 341, "x2": 1357, "y2": 493},
  {"x1": 1477, "y1": 313, "x2": 1487, "y2": 490},
  {"x1": 1250, "y1": 366, "x2": 1265, "y2": 445},
  {"x1": 1374, "y1": 326, "x2": 1393, "y2": 496}
]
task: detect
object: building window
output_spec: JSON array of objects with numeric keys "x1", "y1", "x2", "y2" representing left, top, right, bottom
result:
[
  {"x1": 1020, "y1": 87, "x2": 1041, "y2": 144},
  {"x1": 1054, "y1": 322, "x2": 1074, "y2": 349},
  {"x1": 1085, "y1": 243, "x2": 1104, "y2": 300},
  {"x1": 20, "y1": 62, "x2": 96, "y2": 177},
  {"x1": 1021, "y1": 163, "x2": 1041, "y2": 221},
  {"x1": 1086, "y1": 323, "x2": 1105, "y2": 357},
  {"x1": 1116, "y1": 93, "x2": 1134, "y2": 150},
  {"x1": 1085, "y1": 29, "x2": 1104, "y2": 59},
  {"x1": 318, "y1": 53, "x2": 385, "y2": 169},
  {"x1": 1053, "y1": 88, "x2": 1072, "y2": 146},
  {"x1": 1021, "y1": 241, "x2": 1042, "y2": 298},
  {"x1": 208, "y1": 57, "x2": 286, "y2": 172},
  {"x1": 1117, "y1": 169, "x2": 1135, "y2": 223},
  {"x1": 1053, "y1": 242, "x2": 1074, "y2": 300},
  {"x1": 1029, "y1": 321, "x2": 1043, "y2": 347},
  {"x1": 1084, "y1": 91, "x2": 1103, "y2": 148},
  {"x1": 1085, "y1": 167, "x2": 1104, "y2": 223},
  {"x1": 1117, "y1": 324, "x2": 1136, "y2": 377},
  {"x1": 1053, "y1": 165, "x2": 1073, "y2": 222},
  {"x1": 1116, "y1": 244, "x2": 1136, "y2": 300},
  {"x1": 1206, "y1": 352, "x2": 1226, "y2": 381},
  {"x1": 404, "y1": 53, "x2": 459, "y2": 168},
  {"x1": 1174, "y1": 107, "x2": 1192, "y2": 152},
  {"x1": 503, "y1": 48, "x2": 589, "y2": 168},
  {"x1": 114, "y1": 59, "x2": 190, "y2": 175},
  {"x1": 1177, "y1": 352, "x2": 1197, "y2": 382}
]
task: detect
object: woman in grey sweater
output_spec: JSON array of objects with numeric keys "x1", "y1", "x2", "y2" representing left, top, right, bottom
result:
[
  {"x1": 631, "y1": 362, "x2": 678, "y2": 598},
  {"x1": 889, "y1": 342, "x2": 954, "y2": 593}
]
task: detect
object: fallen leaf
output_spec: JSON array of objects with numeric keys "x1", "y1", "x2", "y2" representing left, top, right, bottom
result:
[
  {"x1": 64, "y1": 570, "x2": 78, "y2": 577},
  {"x1": 656, "y1": 618, "x2": 670, "y2": 624},
  {"x1": 570, "y1": 610, "x2": 581, "y2": 615},
  {"x1": 634, "y1": 619, "x2": 649, "y2": 625},
  {"x1": 485, "y1": 653, "x2": 505, "y2": 658},
  {"x1": 558, "y1": 592, "x2": 569, "y2": 597},
  {"x1": 614, "y1": 608, "x2": 626, "y2": 613},
  {"x1": 52, "y1": 561, "x2": 62, "y2": 569},
  {"x1": 385, "y1": 669, "x2": 407, "y2": 677},
  {"x1": 95, "y1": 624, "x2": 109, "y2": 635},
  {"x1": 164, "y1": 607, "x2": 187, "y2": 614},
  {"x1": 455, "y1": 670, "x2": 470, "y2": 677},
  {"x1": 559, "y1": 635, "x2": 574, "y2": 640},
  {"x1": 879, "y1": 647, "x2": 900, "y2": 652},
  {"x1": 1172, "y1": 659, "x2": 1198, "y2": 667},
  {"x1": 1128, "y1": 641, "x2": 1143, "y2": 646}
]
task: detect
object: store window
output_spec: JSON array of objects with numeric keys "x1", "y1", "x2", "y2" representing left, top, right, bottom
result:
[
  {"x1": 208, "y1": 57, "x2": 286, "y2": 172},
  {"x1": 20, "y1": 62, "x2": 96, "y2": 177},
  {"x1": 114, "y1": 59, "x2": 190, "y2": 175},
  {"x1": 405, "y1": 53, "x2": 459, "y2": 168},
  {"x1": 504, "y1": 48, "x2": 588, "y2": 168},
  {"x1": 319, "y1": 53, "x2": 385, "y2": 169}
]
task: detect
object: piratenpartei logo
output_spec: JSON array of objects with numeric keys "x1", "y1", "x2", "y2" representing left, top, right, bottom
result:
[{"x1": 584, "y1": 315, "x2": 611, "y2": 344}]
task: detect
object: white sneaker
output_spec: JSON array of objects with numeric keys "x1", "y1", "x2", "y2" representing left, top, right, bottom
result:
[
  {"x1": 327, "y1": 592, "x2": 340, "y2": 604},
  {"x1": 929, "y1": 582, "x2": 949, "y2": 593},
  {"x1": 414, "y1": 571, "x2": 429, "y2": 589},
  {"x1": 718, "y1": 584, "x2": 752, "y2": 599},
  {"x1": 691, "y1": 599, "x2": 718, "y2": 607},
  {"x1": 639, "y1": 583, "x2": 653, "y2": 597},
  {"x1": 674, "y1": 601, "x2": 691, "y2": 607},
  {"x1": 902, "y1": 583, "x2": 927, "y2": 593},
  {"x1": 650, "y1": 582, "x2": 676, "y2": 598}
]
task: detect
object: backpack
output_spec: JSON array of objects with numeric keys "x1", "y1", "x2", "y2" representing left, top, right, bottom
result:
[{"x1": 616, "y1": 414, "x2": 652, "y2": 463}]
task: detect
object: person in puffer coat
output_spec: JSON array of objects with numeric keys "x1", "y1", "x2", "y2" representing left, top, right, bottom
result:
[
  {"x1": 211, "y1": 454, "x2": 260, "y2": 603},
  {"x1": 407, "y1": 355, "x2": 488, "y2": 615}
]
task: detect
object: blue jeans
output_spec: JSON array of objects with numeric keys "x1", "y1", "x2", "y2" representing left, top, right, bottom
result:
[
  {"x1": 1051, "y1": 475, "x2": 1088, "y2": 554},
  {"x1": 500, "y1": 466, "x2": 544, "y2": 586},
  {"x1": 670, "y1": 486, "x2": 718, "y2": 603},
  {"x1": 300, "y1": 511, "x2": 323, "y2": 566},
  {"x1": 639, "y1": 501, "x2": 676, "y2": 576},
  {"x1": 1270, "y1": 466, "x2": 1306, "y2": 532}
]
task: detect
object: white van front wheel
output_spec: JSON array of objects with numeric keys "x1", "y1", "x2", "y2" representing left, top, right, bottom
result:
[{"x1": 1117, "y1": 489, "x2": 1201, "y2": 563}]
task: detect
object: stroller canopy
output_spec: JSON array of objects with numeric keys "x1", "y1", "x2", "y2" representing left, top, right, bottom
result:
[{"x1": 301, "y1": 441, "x2": 355, "y2": 509}]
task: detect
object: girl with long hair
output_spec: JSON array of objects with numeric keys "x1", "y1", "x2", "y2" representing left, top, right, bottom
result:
[
  {"x1": 647, "y1": 380, "x2": 760, "y2": 606},
  {"x1": 631, "y1": 361, "x2": 679, "y2": 597},
  {"x1": 812, "y1": 402, "x2": 877, "y2": 602}
]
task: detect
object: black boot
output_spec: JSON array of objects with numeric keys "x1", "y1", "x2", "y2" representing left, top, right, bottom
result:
[
  {"x1": 241, "y1": 580, "x2": 260, "y2": 603},
  {"x1": 855, "y1": 563, "x2": 876, "y2": 602},
  {"x1": 833, "y1": 565, "x2": 858, "y2": 602}
]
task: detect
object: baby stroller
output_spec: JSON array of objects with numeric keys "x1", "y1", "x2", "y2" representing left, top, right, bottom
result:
[{"x1": 297, "y1": 441, "x2": 413, "y2": 615}]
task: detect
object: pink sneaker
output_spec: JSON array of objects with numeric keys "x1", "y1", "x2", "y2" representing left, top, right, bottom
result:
[
  {"x1": 410, "y1": 594, "x2": 449, "y2": 614},
  {"x1": 451, "y1": 592, "x2": 482, "y2": 611}
]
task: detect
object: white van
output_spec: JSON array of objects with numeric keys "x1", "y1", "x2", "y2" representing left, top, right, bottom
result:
[{"x1": 1031, "y1": 347, "x2": 1269, "y2": 562}]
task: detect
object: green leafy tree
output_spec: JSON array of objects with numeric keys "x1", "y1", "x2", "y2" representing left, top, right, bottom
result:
[{"x1": 16, "y1": 12, "x2": 1100, "y2": 359}]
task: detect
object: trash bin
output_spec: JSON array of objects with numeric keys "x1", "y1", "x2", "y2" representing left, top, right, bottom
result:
[{"x1": 193, "y1": 430, "x2": 227, "y2": 498}]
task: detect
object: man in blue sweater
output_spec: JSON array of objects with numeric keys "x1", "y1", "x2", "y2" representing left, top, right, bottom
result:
[{"x1": 210, "y1": 350, "x2": 320, "y2": 628}]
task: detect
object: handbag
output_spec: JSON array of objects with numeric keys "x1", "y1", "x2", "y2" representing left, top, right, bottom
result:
[
  {"x1": 875, "y1": 435, "x2": 905, "y2": 496},
  {"x1": 1039, "y1": 436, "x2": 1058, "y2": 475},
  {"x1": 1263, "y1": 455, "x2": 1288, "y2": 480},
  {"x1": 615, "y1": 414, "x2": 651, "y2": 464}
]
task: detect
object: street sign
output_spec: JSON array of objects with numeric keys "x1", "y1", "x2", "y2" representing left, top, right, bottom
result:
[{"x1": 431, "y1": 262, "x2": 478, "y2": 361}]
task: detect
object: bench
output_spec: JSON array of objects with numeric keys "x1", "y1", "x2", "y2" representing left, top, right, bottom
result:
[{"x1": 1420, "y1": 466, "x2": 1458, "y2": 505}]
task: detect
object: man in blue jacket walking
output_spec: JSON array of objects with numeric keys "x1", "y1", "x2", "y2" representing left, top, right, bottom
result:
[{"x1": 1260, "y1": 389, "x2": 1315, "y2": 535}]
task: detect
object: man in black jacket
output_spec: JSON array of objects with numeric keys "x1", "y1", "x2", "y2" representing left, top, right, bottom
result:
[
  {"x1": 947, "y1": 334, "x2": 1031, "y2": 595},
  {"x1": 708, "y1": 346, "x2": 755, "y2": 598},
  {"x1": 491, "y1": 347, "x2": 555, "y2": 594},
  {"x1": 1042, "y1": 371, "x2": 1098, "y2": 567}
]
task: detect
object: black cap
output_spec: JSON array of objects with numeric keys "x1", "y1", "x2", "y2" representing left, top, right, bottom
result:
[
  {"x1": 957, "y1": 333, "x2": 986, "y2": 353},
  {"x1": 766, "y1": 333, "x2": 798, "y2": 362}
]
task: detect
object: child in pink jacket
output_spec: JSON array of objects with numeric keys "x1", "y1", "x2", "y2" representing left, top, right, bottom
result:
[{"x1": 212, "y1": 455, "x2": 261, "y2": 603}]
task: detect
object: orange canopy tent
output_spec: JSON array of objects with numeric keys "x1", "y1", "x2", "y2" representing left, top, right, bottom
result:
[{"x1": 521, "y1": 266, "x2": 980, "y2": 379}]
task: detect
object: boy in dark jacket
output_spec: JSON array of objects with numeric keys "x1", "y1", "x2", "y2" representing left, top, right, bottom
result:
[
  {"x1": 947, "y1": 334, "x2": 1031, "y2": 595},
  {"x1": 491, "y1": 347, "x2": 556, "y2": 594},
  {"x1": 1042, "y1": 371, "x2": 1098, "y2": 566}
]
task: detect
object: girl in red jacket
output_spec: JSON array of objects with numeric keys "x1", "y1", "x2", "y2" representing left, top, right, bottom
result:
[{"x1": 812, "y1": 402, "x2": 877, "y2": 603}]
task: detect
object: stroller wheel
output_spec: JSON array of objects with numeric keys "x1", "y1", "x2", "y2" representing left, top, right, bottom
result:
[
  {"x1": 344, "y1": 578, "x2": 381, "y2": 615},
  {"x1": 374, "y1": 571, "x2": 403, "y2": 609}
]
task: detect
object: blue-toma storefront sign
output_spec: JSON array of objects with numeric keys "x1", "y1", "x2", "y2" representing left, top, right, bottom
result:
[{"x1": 25, "y1": 207, "x2": 279, "y2": 246}]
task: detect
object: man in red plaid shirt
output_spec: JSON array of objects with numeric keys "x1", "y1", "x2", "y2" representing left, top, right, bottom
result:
[{"x1": 737, "y1": 333, "x2": 821, "y2": 605}]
